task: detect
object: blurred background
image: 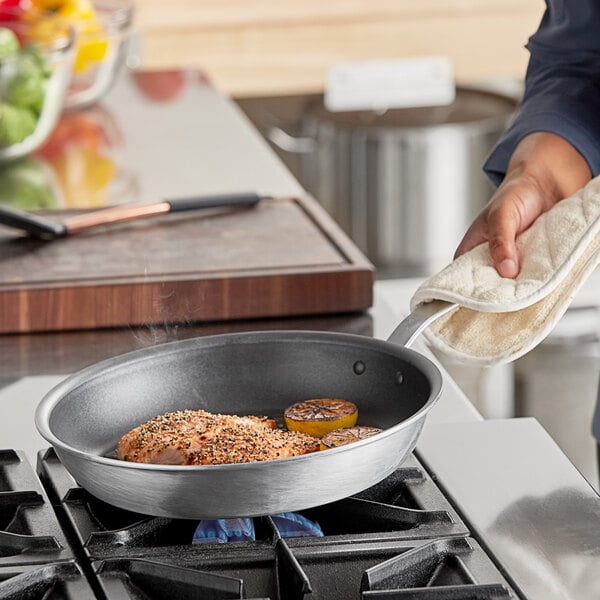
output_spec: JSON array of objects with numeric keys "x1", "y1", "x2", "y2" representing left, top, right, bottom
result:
[
  {"x1": 1, "y1": 0, "x2": 599, "y2": 489},
  {"x1": 132, "y1": 1, "x2": 541, "y2": 98},
  {"x1": 130, "y1": 0, "x2": 594, "y2": 488}
]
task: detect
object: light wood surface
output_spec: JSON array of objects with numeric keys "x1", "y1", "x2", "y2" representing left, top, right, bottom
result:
[{"x1": 133, "y1": 0, "x2": 545, "y2": 97}]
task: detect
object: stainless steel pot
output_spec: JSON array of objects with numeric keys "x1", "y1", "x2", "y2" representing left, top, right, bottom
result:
[
  {"x1": 266, "y1": 87, "x2": 517, "y2": 276},
  {"x1": 35, "y1": 302, "x2": 454, "y2": 520}
]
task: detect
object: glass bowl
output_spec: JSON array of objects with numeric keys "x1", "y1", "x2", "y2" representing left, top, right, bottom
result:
[
  {"x1": 63, "y1": 0, "x2": 134, "y2": 110},
  {"x1": 36, "y1": 103, "x2": 138, "y2": 208},
  {"x1": 0, "y1": 17, "x2": 75, "y2": 163}
]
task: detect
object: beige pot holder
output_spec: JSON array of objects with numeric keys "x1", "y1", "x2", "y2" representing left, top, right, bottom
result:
[{"x1": 410, "y1": 175, "x2": 600, "y2": 366}]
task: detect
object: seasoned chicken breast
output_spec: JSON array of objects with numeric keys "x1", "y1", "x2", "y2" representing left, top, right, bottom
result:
[{"x1": 117, "y1": 409, "x2": 320, "y2": 465}]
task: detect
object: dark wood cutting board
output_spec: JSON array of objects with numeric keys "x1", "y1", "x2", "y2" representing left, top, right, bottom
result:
[{"x1": 0, "y1": 195, "x2": 374, "y2": 333}]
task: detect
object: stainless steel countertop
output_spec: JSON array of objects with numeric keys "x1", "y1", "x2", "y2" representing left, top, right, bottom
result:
[
  {"x1": 0, "y1": 68, "x2": 598, "y2": 599},
  {"x1": 419, "y1": 418, "x2": 600, "y2": 600}
]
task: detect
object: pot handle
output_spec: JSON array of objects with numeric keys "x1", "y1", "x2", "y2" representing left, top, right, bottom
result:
[
  {"x1": 266, "y1": 126, "x2": 316, "y2": 154},
  {"x1": 387, "y1": 300, "x2": 458, "y2": 348}
]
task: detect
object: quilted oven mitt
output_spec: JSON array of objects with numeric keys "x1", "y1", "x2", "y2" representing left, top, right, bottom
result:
[{"x1": 410, "y1": 175, "x2": 600, "y2": 366}]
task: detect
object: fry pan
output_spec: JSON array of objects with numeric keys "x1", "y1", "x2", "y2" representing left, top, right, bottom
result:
[{"x1": 35, "y1": 301, "x2": 456, "y2": 519}]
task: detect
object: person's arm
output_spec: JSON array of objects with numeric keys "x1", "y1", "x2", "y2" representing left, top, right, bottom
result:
[{"x1": 456, "y1": 0, "x2": 600, "y2": 277}]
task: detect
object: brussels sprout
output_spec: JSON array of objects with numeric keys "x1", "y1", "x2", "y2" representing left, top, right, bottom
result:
[
  {"x1": 7, "y1": 46, "x2": 52, "y2": 112},
  {"x1": 21, "y1": 43, "x2": 52, "y2": 78},
  {"x1": 0, "y1": 28, "x2": 19, "y2": 61},
  {"x1": 0, "y1": 31, "x2": 53, "y2": 150},
  {"x1": 0, "y1": 158, "x2": 58, "y2": 209},
  {"x1": 7, "y1": 65, "x2": 47, "y2": 112},
  {"x1": 0, "y1": 103, "x2": 36, "y2": 145}
]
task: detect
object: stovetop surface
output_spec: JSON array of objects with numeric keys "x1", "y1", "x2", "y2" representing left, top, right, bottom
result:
[{"x1": 0, "y1": 448, "x2": 521, "y2": 599}]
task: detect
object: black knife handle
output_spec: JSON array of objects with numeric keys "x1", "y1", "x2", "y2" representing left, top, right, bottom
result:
[
  {"x1": 165, "y1": 193, "x2": 263, "y2": 213},
  {"x1": 0, "y1": 206, "x2": 67, "y2": 239}
]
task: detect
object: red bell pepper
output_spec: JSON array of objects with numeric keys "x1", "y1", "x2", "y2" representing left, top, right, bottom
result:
[{"x1": 0, "y1": 0, "x2": 32, "y2": 21}]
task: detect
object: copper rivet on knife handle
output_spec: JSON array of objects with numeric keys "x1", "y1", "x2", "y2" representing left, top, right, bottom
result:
[{"x1": 64, "y1": 201, "x2": 171, "y2": 234}]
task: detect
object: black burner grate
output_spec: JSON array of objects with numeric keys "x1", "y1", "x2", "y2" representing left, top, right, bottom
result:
[
  {"x1": 94, "y1": 558, "x2": 246, "y2": 599},
  {"x1": 84, "y1": 537, "x2": 515, "y2": 599},
  {"x1": 36, "y1": 449, "x2": 469, "y2": 558},
  {"x1": 23, "y1": 448, "x2": 521, "y2": 599},
  {"x1": 0, "y1": 451, "x2": 72, "y2": 567},
  {"x1": 0, "y1": 448, "x2": 522, "y2": 599},
  {"x1": 0, "y1": 562, "x2": 97, "y2": 599}
]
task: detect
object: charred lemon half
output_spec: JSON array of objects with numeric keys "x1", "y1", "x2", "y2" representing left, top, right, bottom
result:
[
  {"x1": 320, "y1": 426, "x2": 382, "y2": 450},
  {"x1": 284, "y1": 398, "x2": 358, "y2": 438}
]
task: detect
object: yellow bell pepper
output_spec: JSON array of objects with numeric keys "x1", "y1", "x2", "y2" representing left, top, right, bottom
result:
[
  {"x1": 61, "y1": 0, "x2": 108, "y2": 74},
  {"x1": 30, "y1": 0, "x2": 108, "y2": 73}
]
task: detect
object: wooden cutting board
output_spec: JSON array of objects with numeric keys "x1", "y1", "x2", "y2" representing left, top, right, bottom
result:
[{"x1": 0, "y1": 195, "x2": 374, "y2": 333}]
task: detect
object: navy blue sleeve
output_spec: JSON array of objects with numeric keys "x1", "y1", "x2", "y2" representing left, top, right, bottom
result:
[{"x1": 484, "y1": 0, "x2": 600, "y2": 185}]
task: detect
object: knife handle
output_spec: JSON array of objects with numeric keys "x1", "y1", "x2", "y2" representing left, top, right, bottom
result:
[
  {"x1": 165, "y1": 193, "x2": 263, "y2": 213},
  {"x1": 0, "y1": 206, "x2": 67, "y2": 239},
  {"x1": 63, "y1": 192, "x2": 264, "y2": 235}
]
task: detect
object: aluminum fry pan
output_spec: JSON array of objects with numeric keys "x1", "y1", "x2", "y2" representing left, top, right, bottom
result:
[{"x1": 35, "y1": 306, "x2": 452, "y2": 519}]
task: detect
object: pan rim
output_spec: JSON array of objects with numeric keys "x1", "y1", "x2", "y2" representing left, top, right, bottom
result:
[{"x1": 35, "y1": 329, "x2": 443, "y2": 471}]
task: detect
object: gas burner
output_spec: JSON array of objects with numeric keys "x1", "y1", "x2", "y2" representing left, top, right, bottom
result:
[
  {"x1": 37, "y1": 449, "x2": 469, "y2": 556},
  {"x1": 0, "y1": 448, "x2": 517, "y2": 599},
  {"x1": 0, "y1": 448, "x2": 521, "y2": 598}
]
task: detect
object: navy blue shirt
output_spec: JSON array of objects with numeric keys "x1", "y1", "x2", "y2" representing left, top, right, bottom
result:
[
  {"x1": 484, "y1": 0, "x2": 600, "y2": 186},
  {"x1": 482, "y1": 0, "x2": 600, "y2": 441}
]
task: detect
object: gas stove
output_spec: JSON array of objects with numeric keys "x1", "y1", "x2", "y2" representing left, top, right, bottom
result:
[{"x1": 0, "y1": 448, "x2": 520, "y2": 599}]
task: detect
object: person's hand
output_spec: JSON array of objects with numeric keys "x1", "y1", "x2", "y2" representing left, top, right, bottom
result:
[{"x1": 454, "y1": 132, "x2": 592, "y2": 278}]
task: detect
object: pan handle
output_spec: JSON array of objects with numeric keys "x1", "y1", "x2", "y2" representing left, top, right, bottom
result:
[{"x1": 386, "y1": 300, "x2": 458, "y2": 348}]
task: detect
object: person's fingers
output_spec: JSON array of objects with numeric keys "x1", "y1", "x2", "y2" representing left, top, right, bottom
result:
[
  {"x1": 486, "y1": 203, "x2": 520, "y2": 278},
  {"x1": 454, "y1": 216, "x2": 488, "y2": 258},
  {"x1": 454, "y1": 205, "x2": 520, "y2": 279},
  {"x1": 455, "y1": 174, "x2": 548, "y2": 278},
  {"x1": 482, "y1": 188, "x2": 529, "y2": 278},
  {"x1": 486, "y1": 180, "x2": 549, "y2": 278}
]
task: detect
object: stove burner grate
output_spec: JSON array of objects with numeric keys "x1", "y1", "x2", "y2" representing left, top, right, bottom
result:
[
  {"x1": 0, "y1": 562, "x2": 96, "y2": 599},
  {"x1": 0, "y1": 451, "x2": 71, "y2": 567},
  {"x1": 0, "y1": 448, "x2": 521, "y2": 599}
]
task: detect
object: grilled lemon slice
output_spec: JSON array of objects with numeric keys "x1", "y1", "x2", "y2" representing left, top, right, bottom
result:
[
  {"x1": 284, "y1": 398, "x2": 358, "y2": 438},
  {"x1": 320, "y1": 426, "x2": 382, "y2": 450}
]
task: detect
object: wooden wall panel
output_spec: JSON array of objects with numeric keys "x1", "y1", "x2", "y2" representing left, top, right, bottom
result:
[{"x1": 133, "y1": 0, "x2": 545, "y2": 97}]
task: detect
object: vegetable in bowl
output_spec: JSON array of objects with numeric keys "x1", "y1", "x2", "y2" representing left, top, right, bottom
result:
[
  {"x1": 29, "y1": 0, "x2": 134, "y2": 110},
  {"x1": 0, "y1": 29, "x2": 50, "y2": 146},
  {"x1": 0, "y1": 18, "x2": 74, "y2": 161},
  {"x1": 0, "y1": 155, "x2": 62, "y2": 209}
]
